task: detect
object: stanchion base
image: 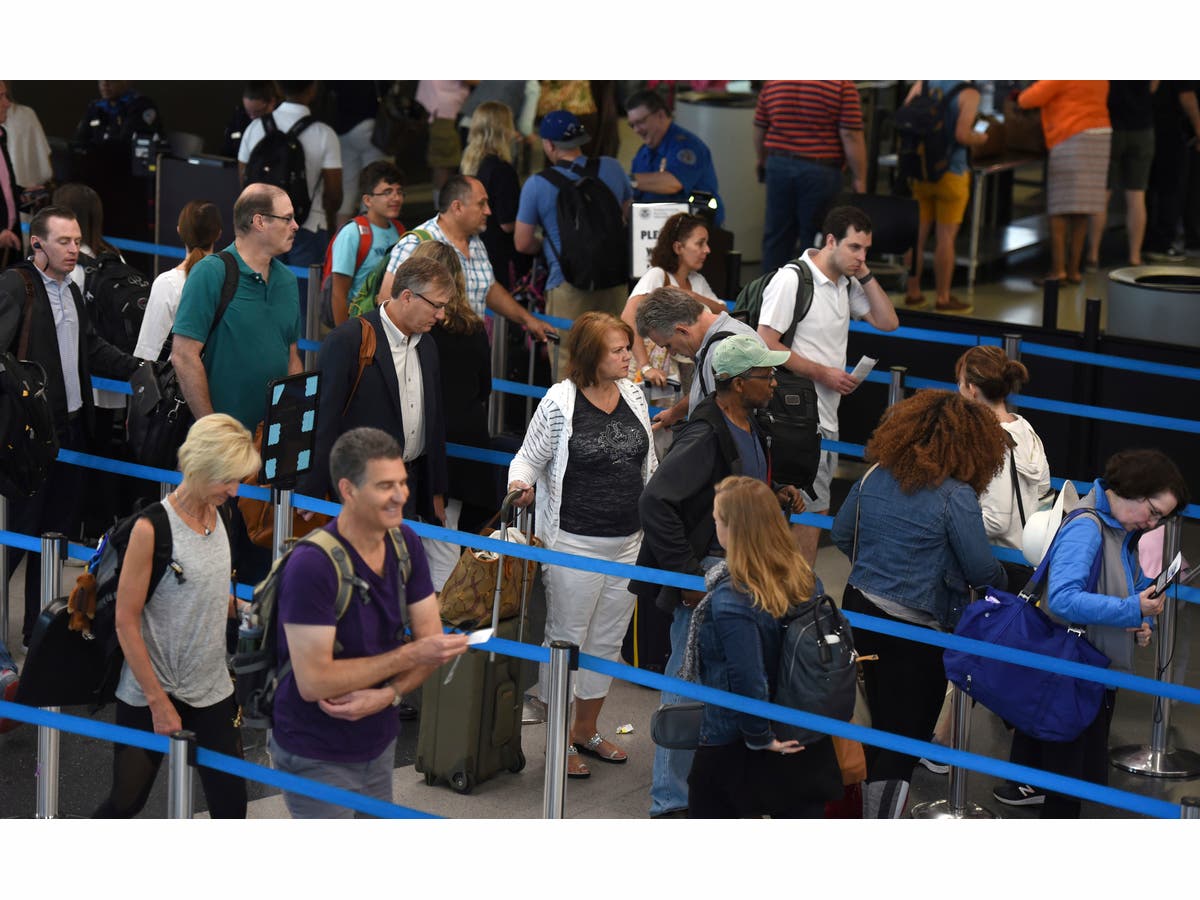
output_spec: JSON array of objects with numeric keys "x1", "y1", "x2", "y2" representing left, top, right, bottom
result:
[
  {"x1": 1110, "y1": 745, "x2": 1200, "y2": 778},
  {"x1": 910, "y1": 799, "x2": 997, "y2": 819}
]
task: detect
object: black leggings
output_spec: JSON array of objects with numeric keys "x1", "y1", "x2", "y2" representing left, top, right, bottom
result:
[
  {"x1": 93, "y1": 694, "x2": 247, "y2": 818},
  {"x1": 843, "y1": 585, "x2": 948, "y2": 783}
]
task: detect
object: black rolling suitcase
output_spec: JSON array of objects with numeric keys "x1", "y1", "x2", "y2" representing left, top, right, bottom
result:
[{"x1": 415, "y1": 491, "x2": 535, "y2": 793}]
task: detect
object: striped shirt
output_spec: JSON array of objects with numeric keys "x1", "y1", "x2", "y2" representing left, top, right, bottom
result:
[{"x1": 754, "y1": 81, "x2": 864, "y2": 160}]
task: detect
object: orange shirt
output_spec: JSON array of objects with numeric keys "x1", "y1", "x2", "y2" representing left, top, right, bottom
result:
[{"x1": 1018, "y1": 80, "x2": 1110, "y2": 149}]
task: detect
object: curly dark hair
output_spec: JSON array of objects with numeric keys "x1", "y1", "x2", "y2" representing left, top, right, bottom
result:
[
  {"x1": 864, "y1": 390, "x2": 1008, "y2": 495},
  {"x1": 649, "y1": 213, "x2": 708, "y2": 273}
]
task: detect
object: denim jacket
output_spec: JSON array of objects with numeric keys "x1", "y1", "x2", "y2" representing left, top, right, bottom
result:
[
  {"x1": 695, "y1": 568, "x2": 782, "y2": 749},
  {"x1": 830, "y1": 466, "x2": 1006, "y2": 629}
]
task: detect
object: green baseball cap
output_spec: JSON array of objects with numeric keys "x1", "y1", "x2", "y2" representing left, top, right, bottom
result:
[{"x1": 711, "y1": 334, "x2": 790, "y2": 381}]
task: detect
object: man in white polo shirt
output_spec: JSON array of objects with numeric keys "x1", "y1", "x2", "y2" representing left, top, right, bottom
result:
[{"x1": 756, "y1": 204, "x2": 899, "y2": 565}]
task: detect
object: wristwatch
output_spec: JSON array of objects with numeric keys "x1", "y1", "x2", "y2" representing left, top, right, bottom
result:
[{"x1": 630, "y1": 175, "x2": 639, "y2": 191}]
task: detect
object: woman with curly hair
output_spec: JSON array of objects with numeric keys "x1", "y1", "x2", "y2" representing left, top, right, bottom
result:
[
  {"x1": 830, "y1": 390, "x2": 1008, "y2": 817},
  {"x1": 682, "y1": 476, "x2": 842, "y2": 818}
]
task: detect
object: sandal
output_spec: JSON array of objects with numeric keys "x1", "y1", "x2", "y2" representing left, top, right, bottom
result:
[
  {"x1": 903, "y1": 293, "x2": 927, "y2": 307},
  {"x1": 574, "y1": 732, "x2": 628, "y2": 764},
  {"x1": 935, "y1": 295, "x2": 973, "y2": 314},
  {"x1": 566, "y1": 744, "x2": 591, "y2": 779}
]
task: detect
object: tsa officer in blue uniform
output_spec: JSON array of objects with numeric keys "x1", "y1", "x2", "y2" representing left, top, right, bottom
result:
[{"x1": 626, "y1": 89, "x2": 724, "y2": 226}]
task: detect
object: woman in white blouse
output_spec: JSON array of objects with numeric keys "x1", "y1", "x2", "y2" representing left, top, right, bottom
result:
[
  {"x1": 133, "y1": 201, "x2": 222, "y2": 361},
  {"x1": 621, "y1": 212, "x2": 724, "y2": 390}
]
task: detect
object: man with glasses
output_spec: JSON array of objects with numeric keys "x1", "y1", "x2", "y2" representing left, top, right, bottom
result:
[
  {"x1": 171, "y1": 183, "x2": 304, "y2": 433},
  {"x1": 630, "y1": 334, "x2": 804, "y2": 818},
  {"x1": 325, "y1": 160, "x2": 406, "y2": 325},
  {"x1": 625, "y1": 89, "x2": 724, "y2": 226},
  {"x1": 301, "y1": 256, "x2": 453, "y2": 530},
  {"x1": 380, "y1": 173, "x2": 553, "y2": 342}
]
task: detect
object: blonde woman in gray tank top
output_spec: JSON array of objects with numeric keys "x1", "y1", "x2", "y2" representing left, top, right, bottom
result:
[{"x1": 93, "y1": 414, "x2": 260, "y2": 819}]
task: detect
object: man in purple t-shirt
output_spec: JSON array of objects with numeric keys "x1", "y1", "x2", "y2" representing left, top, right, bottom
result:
[{"x1": 270, "y1": 427, "x2": 468, "y2": 818}]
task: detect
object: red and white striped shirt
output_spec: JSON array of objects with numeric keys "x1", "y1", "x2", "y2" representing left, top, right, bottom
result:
[{"x1": 754, "y1": 81, "x2": 864, "y2": 161}]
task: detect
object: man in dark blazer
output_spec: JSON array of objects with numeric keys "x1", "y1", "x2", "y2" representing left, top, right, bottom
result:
[
  {"x1": 0, "y1": 205, "x2": 138, "y2": 642},
  {"x1": 302, "y1": 255, "x2": 452, "y2": 525}
]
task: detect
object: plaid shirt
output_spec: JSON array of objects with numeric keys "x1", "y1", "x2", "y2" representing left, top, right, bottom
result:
[{"x1": 385, "y1": 215, "x2": 494, "y2": 316}]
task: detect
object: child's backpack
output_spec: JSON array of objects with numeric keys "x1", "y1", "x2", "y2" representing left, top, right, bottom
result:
[
  {"x1": 243, "y1": 112, "x2": 316, "y2": 225},
  {"x1": 894, "y1": 81, "x2": 971, "y2": 183},
  {"x1": 232, "y1": 527, "x2": 412, "y2": 728}
]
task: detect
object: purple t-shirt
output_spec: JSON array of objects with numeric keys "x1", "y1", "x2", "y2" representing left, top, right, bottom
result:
[{"x1": 272, "y1": 520, "x2": 433, "y2": 763}]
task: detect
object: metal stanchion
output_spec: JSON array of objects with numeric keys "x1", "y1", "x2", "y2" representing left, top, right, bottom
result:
[
  {"x1": 304, "y1": 263, "x2": 321, "y2": 370},
  {"x1": 0, "y1": 495, "x2": 8, "y2": 648},
  {"x1": 910, "y1": 684, "x2": 996, "y2": 818},
  {"x1": 35, "y1": 532, "x2": 66, "y2": 819},
  {"x1": 488, "y1": 315, "x2": 508, "y2": 438},
  {"x1": 1003, "y1": 333, "x2": 1023, "y2": 412},
  {"x1": 272, "y1": 488, "x2": 294, "y2": 562},
  {"x1": 887, "y1": 366, "x2": 907, "y2": 407},
  {"x1": 1111, "y1": 517, "x2": 1200, "y2": 777},
  {"x1": 1182, "y1": 797, "x2": 1200, "y2": 819},
  {"x1": 167, "y1": 730, "x2": 197, "y2": 819},
  {"x1": 542, "y1": 640, "x2": 578, "y2": 819}
]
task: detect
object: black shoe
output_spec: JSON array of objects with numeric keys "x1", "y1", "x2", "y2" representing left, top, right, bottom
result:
[
  {"x1": 396, "y1": 701, "x2": 419, "y2": 721},
  {"x1": 992, "y1": 781, "x2": 1045, "y2": 807}
]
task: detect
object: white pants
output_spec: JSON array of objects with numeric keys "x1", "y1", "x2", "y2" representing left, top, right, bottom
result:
[
  {"x1": 538, "y1": 529, "x2": 640, "y2": 701},
  {"x1": 420, "y1": 498, "x2": 464, "y2": 593},
  {"x1": 338, "y1": 119, "x2": 385, "y2": 216}
]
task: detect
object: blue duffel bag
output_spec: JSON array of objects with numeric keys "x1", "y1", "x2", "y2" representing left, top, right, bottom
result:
[{"x1": 943, "y1": 510, "x2": 1110, "y2": 743}]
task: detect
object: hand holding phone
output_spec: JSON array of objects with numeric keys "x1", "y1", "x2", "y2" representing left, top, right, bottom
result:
[{"x1": 973, "y1": 120, "x2": 990, "y2": 134}]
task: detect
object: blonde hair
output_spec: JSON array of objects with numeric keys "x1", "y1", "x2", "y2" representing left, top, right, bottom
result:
[
  {"x1": 177, "y1": 414, "x2": 260, "y2": 486},
  {"x1": 460, "y1": 101, "x2": 516, "y2": 176},
  {"x1": 713, "y1": 476, "x2": 814, "y2": 618},
  {"x1": 409, "y1": 240, "x2": 481, "y2": 334}
]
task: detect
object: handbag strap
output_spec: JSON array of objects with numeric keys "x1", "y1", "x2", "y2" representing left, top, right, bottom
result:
[
  {"x1": 1009, "y1": 448, "x2": 1027, "y2": 528},
  {"x1": 1018, "y1": 507, "x2": 1104, "y2": 600},
  {"x1": 852, "y1": 464, "x2": 880, "y2": 565},
  {"x1": 13, "y1": 266, "x2": 39, "y2": 359}
]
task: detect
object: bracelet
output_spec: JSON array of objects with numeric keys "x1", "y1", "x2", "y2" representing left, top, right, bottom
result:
[
  {"x1": 641, "y1": 364, "x2": 655, "y2": 375},
  {"x1": 857, "y1": 271, "x2": 875, "y2": 286}
]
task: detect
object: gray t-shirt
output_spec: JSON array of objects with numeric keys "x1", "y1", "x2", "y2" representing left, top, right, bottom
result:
[
  {"x1": 688, "y1": 312, "x2": 762, "y2": 416},
  {"x1": 116, "y1": 501, "x2": 234, "y2": 709}
]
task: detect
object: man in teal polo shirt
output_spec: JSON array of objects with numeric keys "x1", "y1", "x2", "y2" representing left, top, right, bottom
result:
[{"x1": 171, "y1": 183, "x2": 304, "y2": 432}]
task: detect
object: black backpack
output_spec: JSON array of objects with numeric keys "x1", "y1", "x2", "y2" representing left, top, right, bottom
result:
[
  {"x1": 243, "y1": 112, "x2": 316, "y2": 226},
  {"x1": 80, "y1": 250, "x2": 151, "y2": 355},
  {"x1": 0, "y1": 268, "x2": 61, "y2": 498},
  {"x1": 894, "y1": 81, "x2": 971, "y2": 183},
  {"x1": 538, "y1": 158, "x2": 628, "y2": 290},
  {"x1": 773, "y1": 594, "x2": 858, "y2": 745}
]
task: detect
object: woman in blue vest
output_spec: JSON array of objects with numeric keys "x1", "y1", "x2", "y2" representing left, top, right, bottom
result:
[
  {"x1": 680, "y1": 475, "x2": 841, "y2": 817},
  {"x1": 1014, "y1": 449, "x2": 1188, "y2": 818}
]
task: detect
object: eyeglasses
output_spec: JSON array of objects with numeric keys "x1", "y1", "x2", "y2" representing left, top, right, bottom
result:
[
  {"x1": 627, "y1": 113, "x2": 653, "y2": 129},
  {"x1": 258, "y1": 212, "x2": 295, "y2": 224},
  {"x1": 1144, "y1": 497, "x2": 1167, "y2": 522},
  {"x1": 737, "y1": 371, "x2": 777, "y2": 382},
  {"x1": 370, "y1": 187, "x2": 405, "y2": 198},
  {"x1": 413, "y1": 291, "x2": 449, "y2": 312}
]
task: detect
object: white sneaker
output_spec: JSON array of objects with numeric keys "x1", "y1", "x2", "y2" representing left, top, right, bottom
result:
[{"x1": 918, "y1": 757, "x2": 950, "y2": 775}]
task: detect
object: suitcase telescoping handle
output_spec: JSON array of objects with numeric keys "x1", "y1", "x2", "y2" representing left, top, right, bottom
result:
[{"x1": 488, "y1": 488, "x2": 527, "y2": 658}]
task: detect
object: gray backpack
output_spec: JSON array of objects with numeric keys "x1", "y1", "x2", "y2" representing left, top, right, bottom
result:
[{"x1": 773, "y1": 594, "x2": 858, "y2": 745}]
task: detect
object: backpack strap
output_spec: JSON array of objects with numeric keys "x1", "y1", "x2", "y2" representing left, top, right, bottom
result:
[
  {"x1": 387, "y1": 527, "x2": 413, "y2": 643},
  {"x1": 696, "y1": 329, "x2": 736, "y2": 398},
  {"x1": 343, "y1": 316, "x2": 378, "y2": 416},
  {"x1": 141, "y1": 502, "x2": 176, "y2": 604},
  {"x1": 288, "y1": 115, "x2": 316, "y2": 139},
  {"x1": 779, "y1": 259, "x2": 814, "y2": 347},
  {"x1": 12, "y1": 266, "x2": 38, "y2": 359},
  {"x1": 200, "y1": 251, "x2": 240, "y2": 357},
  {"x1": 261, "y1": 113, "x2": 277, "y2": 136},
  {"x1": 1009, "y1": 448, "x2": 1027, "y2": 529}
]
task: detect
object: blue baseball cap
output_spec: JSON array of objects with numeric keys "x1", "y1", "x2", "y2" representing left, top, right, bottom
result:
[{"x1": 539, "y1": 110, "x2": 590, "y2": 148}]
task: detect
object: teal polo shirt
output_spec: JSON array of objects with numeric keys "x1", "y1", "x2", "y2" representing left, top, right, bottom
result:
[{"x1": 172, "y1": 243, "x2": 301, "y2": 431}]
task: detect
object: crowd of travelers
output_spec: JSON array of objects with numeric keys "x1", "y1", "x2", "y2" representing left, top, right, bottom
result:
[{"x1": 0, "y1": 79, "x2": 1193, "y2": 820}]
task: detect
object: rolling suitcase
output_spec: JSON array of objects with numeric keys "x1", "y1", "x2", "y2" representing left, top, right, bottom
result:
[{"x1": 415, "y1": 490, "x2": 535, "y2": 793}]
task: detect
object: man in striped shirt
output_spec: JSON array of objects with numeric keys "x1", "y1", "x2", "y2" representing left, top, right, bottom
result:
[{"x1": 754, "y1": 81, "x2": 867, "y2": 272}]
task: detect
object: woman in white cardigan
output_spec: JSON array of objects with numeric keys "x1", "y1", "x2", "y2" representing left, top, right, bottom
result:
[{"x1": 509, "y1": 311, "x2": 657, "y2": 778}]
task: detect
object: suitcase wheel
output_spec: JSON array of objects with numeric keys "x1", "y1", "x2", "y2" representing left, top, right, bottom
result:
[
  {"x1": 450, "y1": 770, "x2": 474, "y2": 794},
  {"x1": 509, "y1": 750, "x2": 526, "y2": 774}
]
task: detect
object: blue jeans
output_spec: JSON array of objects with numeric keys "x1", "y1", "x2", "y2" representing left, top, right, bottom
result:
[
  {"x1": 0, "y1": 638, "x2": 16, "y2": 673},
  {"x1": 761, "y1": 155, "x2": 844, "y2": 272},
  {"x1": 649, "y1": 555, "x2": 722, "y2": 816},
  {"x1": 281, "y1": 227, "x2": 329, "y2": 270}
]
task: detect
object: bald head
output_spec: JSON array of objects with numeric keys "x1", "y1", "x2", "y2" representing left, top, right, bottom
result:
[{"x1": 233, "y1": 183, "x2": 287, "y2": 235}]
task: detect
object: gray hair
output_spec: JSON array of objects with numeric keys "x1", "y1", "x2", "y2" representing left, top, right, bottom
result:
[
  {"x1": 329, "y1": 427, "x2": 403, "y2": 489},
  {"x1": 390, "y1": 254, "x2": 455, "y2": 301},
  {"x1": 635, "y1": 286, "x2": 705, "y2": 338}
]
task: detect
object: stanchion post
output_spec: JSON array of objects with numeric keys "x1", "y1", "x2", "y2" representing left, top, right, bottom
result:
[
  {"x1": 488, "y1": 315, "x2": 508, "y2": 438},
  {"x1": 304, "y1": 264, "x2": 321, "y2": 369},
  {"x1": 0, "y1": 495, "x2": 8, "y2": 647},
  {"x1": 1003, "y1": 333, "x2": 1023, "y2": 412},
  {"x1": 912, "y1": 589, "x2": 995, "y2": 819},
  {"x1": 1111, "y1": 516, "x2": 1200, "y2": 777},
  {"x1": 272, "y1": 488, "x2": 294, "y2": 562},
  {"x1": 542, "y1": 640, "x2": 578, "y2": 820},
  {"x1": 35, "y1": 532, "x2": 66, "y2": 819},
  {"x1": 167, "y1": 730, "x2": 197, "y2": 819},
  {"x1": 1040, "y1": 278, "x2": 1059, "y2": 330},
  {"x1": 1182, "y1": 797, "x2": 1200, "y2": 819},
  {"x1": 887, "y1": 366, "x2": 907, "y2": 407}
]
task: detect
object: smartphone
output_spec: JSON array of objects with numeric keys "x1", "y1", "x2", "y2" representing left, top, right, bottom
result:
[
  {"x1": 973, "y1": 120, "x2": 991, "y2": 134},
  {"x1": 1152, "y1": 552, "x2": 1184, "y2": 597}
]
